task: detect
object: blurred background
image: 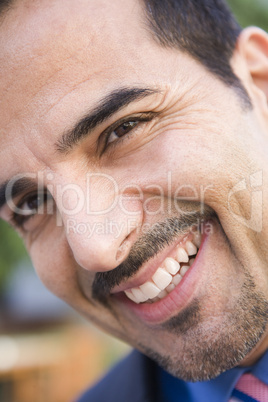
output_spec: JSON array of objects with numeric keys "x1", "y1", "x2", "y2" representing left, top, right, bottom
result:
[{"x1": 0, "y1": 1, "x2": 267, "y2": 401}]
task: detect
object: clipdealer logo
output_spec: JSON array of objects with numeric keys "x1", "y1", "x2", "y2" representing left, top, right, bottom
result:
[
  {"x1": 4, "y1": 170, "x2": 264, "y2": 234},
  {"x1": 4, "y1": 171, "x2": 213, "y2": 219},
  {"x1": 228, "y1": 171, "x2": 263, "y2": 232}
]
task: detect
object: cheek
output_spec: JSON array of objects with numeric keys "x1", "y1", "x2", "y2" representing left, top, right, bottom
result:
[
  {"x1": 114, "y1": 129, "x2": 237, "y2": 202},
  {"x1": 30, "y1": 232, "x2": 79, "y2": 301}
]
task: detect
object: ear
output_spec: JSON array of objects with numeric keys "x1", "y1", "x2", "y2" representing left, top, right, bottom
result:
[{"x1": 235, "y1": 27, "x2": 268, "y2": 104}]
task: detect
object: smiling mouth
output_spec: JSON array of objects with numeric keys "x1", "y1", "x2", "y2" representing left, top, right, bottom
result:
[
  {"x1": 124, "y1": 230, "x2": 201, "y2": 304},
  {"x1": 92, "y1": 210, "x2": 215, "y2": 305}
]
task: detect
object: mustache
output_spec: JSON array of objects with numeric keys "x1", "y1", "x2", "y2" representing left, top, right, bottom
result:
[{"x1": 92, "y1": 208, "x2": 215, "y2": 302}]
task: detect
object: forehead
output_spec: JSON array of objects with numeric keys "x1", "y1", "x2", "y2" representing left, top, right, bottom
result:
[
  {"x1": 0, "y1": 0, "x2": 148, "y2": 120},
  {"x1": 0, "y1": 0, "x2": 207, "y2": 179},
  {"x1": 0, "y1": 0, "x2": 153, "y2": 162}
]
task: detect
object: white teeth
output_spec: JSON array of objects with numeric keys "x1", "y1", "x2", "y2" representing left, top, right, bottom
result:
[
  {"x1": 189, "y1": 258, "x2": 195, "y2": 266},
  {"x1": 185, "y1": 241, "x2": 197, "y2": 256},
  {"x1": 140, "y1": 281, "x2": 161, "y2": 299},
  {"x1": 176, "y1": 247, "x2": 189, "y2": 263},
  {"x1": 158, "y1": 290, "x2": 168, "y2": 299},
  {"x1": 180, "y1": 265, "x2": 190, "y2": 277},
  {"x1": 164, "y1": 258, "x2": 180, "y2": 275},
  {"x1": 166, "y1": 283, "x2": 175, "y2": 293},
  {"x1": 172, "y1": 273, "x2": 182, "y2": 286},
  {"x1": 132, "y1": 288, "x2": 149, "y2": 303},
  {"x1": 152, "y1": 267, "x2": 172, "y2": 290},
  {"x1": 125, "y1": 290, "x2": 138, "y2": 303},
  {"x1": 124, "y1": 232, "x2": 201, "y2": 304},
  {"x1": 193, "y1": 232, "x2": 201, "y2": 248}
]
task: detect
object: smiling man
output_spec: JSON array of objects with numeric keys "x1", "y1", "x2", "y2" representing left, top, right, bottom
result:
[{"x1": 0, "y1": 0, "x2": 268, "y2": 401}]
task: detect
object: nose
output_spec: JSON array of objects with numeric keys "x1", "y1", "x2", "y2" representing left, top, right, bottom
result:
[
  {"x1": 56, "y1": 176, "x2": 143, "y2": 273},
  {"x1": 65, "y1": 214, "x2": 139, "y2": 272}
]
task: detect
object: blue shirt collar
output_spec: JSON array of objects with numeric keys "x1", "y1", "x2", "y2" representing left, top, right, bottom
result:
[{"x1": 159, "y1": 349, "x2": 268, "y2": 402}]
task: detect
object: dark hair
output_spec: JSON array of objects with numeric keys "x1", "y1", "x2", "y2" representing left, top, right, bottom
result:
[
  {"x1": 143, "y1": 0, "x2": 251, "y2": 106},
  {"x1": 0, "y1": 0, "x2": 12, "y2": 16}
]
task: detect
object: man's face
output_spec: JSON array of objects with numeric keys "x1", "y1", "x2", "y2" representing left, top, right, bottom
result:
[{"x1": 1, "y1": 0, "x2": 268, "y2": 381}]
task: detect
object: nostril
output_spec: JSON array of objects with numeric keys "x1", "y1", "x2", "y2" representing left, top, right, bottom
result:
[
  {"x1": 116, "y1": 229, "x2": 138, "y2": 263},
  {"x1": 116, "y1": 239, "x2": 130, "y2": 262}
]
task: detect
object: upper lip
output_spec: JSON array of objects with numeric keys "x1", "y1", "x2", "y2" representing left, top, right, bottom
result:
[{"x1": 111, "y1": 231, "x2": 192, "y2": 295}]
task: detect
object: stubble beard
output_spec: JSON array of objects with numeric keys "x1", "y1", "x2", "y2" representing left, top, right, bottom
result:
[
  {"x1": 138, "y1": 270, "x2": 268, "y2": 382},
  {"x1": 91, "y1": 208, "x2": 268, "y2": 382}
]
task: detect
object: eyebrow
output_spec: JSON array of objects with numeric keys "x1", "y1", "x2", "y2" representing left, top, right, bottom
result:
[
  {"x1": 56, "y1": 87, "x2": 158, "y2": 154},
  {"x1": 0, "y1": 87, "x2": 158, "y2": 211},
  {"x1": 0, "y1": 178, "x2": 37, "y2": 210},
  {"x1": 0, "y1": 1, "x2": 14, "y2": 21}
]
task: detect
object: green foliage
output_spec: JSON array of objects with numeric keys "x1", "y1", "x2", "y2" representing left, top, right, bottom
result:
[
  {"x1": 0, "y1": 220, "x2": 28, "y2": 290},
  {"x1": 227, "y1": 0, "x2": 268, "y2": 31}
]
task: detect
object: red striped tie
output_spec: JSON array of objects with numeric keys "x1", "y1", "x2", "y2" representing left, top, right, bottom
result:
[{"x1": 229, "y1": 373, "x2": 268, "y2": 402}]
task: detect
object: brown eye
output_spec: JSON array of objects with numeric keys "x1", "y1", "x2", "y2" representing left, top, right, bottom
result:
[
  {"x1": 12, "y1": 191, "x2": 54, "y2": 229},
  {"x1": 24, "y1": 195, "x2": 41, "y2": 212},
  {"x1": 19, "y1": 193, "x2": 50, "y2": 215},
  {"x1": 107, "y1": 121, "x2": 138, "y2": 144}
]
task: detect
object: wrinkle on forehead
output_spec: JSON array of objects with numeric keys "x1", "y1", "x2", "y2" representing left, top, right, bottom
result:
[
  {"x1": 0, "y1": 0, "x2": 168, "y2": 172},
  {"x1": 0, "y1": 0, "x2": 145, "y2": 68},
  {"x1": 0, "y1": 0, "x2": 197, "y2": 174},
  {"x1": 0, "y1": 0, "x2": 149, "y2": 127}
]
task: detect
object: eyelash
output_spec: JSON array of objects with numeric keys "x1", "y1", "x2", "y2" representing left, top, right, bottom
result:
[
  {"x1": 100, "y1": 112, "x2": 156, "y2": 154},
  {"x1": 11, "y1": 191, "x2": 52, "y2": 229},
  {"x1": 10, "y1": 113, "x2": 155, "y2": 229}
]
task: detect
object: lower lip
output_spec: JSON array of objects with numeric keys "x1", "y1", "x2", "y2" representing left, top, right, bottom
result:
[{"x1": 115, "y1": 229, "x2": 209, "y2": 325}]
